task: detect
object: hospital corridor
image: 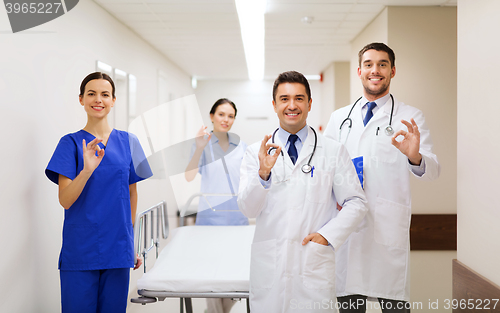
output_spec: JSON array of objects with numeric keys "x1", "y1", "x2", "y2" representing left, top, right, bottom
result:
[{"x1": 1, "y1": 0, "x2": 499, "y2": 312}]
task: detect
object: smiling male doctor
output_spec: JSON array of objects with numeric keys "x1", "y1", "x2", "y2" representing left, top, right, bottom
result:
[
  {"x1": 238, "y1": 71, "x2": 368, "y2": 312},
  {"x1": 324, "y1": 43, "x2": 440, "y2": 312}
]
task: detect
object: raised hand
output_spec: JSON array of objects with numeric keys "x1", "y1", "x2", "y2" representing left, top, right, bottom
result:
[
  {"x1": 391, "y1": 118, "x2": 422, "y2": 165},
  {"x1": 82, "y1": 138, "x2": 105, "y2": 173},
  {"x1": 258, "y1": 134, "x2": 281, "y2": 180},
  {"x1": 195, "y1": 125, "x2": 211, "y2": 150}
]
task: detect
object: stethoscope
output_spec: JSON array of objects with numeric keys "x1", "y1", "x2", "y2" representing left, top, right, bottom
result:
[
  {"x1": 268, "y1": 126, "x2": 317, "y2": 174},
  {"x1": 203, "y1": 132, "x2": 241, "y2": 212},
  {"x1": 339, "y1": 94, "x2": 395, "y2": 143}
]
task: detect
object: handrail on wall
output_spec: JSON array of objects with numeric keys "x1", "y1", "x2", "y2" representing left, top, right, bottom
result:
[{"x1": 133, "y1": 201, "x2": 169, "y2": 273}]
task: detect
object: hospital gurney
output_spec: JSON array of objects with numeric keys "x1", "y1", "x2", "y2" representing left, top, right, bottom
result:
[
  {"x1": 131, "y1": 200, "x2": 254, "y2": 313},
  {"x1": 178, "y1": 192, "x2": 241, "y2": 227}
]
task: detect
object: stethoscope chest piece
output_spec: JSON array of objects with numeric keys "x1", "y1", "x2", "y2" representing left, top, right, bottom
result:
[
  {"x1": 269, "y1": 127, "x2": 318, "y2": 177},
  {"x1": 385, "y1": 125, "x2": 394, "y2": 136},
  {"x1": 301, "y1": 164, "x2": 312, "y2": 174}
]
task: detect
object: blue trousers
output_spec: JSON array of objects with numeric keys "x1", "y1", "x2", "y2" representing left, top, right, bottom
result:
[{"x1": 60, "y1": 268, "x2": 130, "y2": 313}]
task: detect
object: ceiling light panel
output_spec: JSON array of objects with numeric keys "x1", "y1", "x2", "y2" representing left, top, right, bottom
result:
[{"x1": 235, "y1": 0, "x2": 266, "y2": 80}]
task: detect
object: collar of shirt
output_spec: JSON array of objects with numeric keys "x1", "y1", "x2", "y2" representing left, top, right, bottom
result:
[
  {"x1": 207, "y1": 131, "x2": 238, "y2": 162},
  {"x1": 361, "y1": 93, "x2": 391, "y2": 119},
  {"x1": 210, "y1": 131, "x2": 239, "y2": 147},
  {"x1": 277, "y1": 125, "x2": 309, "y2": 156}
]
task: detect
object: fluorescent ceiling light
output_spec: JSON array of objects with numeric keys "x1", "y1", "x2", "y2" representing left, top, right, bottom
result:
[
  {"x1": 235, "y1": 0, "x2": 266, "y2": 81},
  {"x1": 305, "y1": 75, "x2": 321, "y2": 81}
]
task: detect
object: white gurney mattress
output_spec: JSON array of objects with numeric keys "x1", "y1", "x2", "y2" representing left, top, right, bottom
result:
[{"x1": 137, "y1": 225, "x2": 255, "y2": 293}]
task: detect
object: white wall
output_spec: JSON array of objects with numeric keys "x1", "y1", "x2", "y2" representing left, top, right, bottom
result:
[
  {"x1": 0, "y1": 1, "x2": 194, "y2": 312},
  {"x1": 457, "y1": 0, "x2": 500, "y2": 286},
  {"x1": 333, "y1": 62, "x2": 351, "y2": 112},
  {"x1": 388, "y1": 6, "x2": 457, "y2": 215},
  {"x1": 319, "y1": 62, "x2": 350, "y2": 130},
  {"x1": 350, "y1": 6, "x2": 457, "y2": 312},
  {"x1": 320, "y1": 63, "x2": 336, "y2": 130}
]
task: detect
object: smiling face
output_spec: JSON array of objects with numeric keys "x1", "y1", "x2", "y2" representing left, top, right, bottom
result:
[
  {"x1": 79, "y1": 79, "x2": 116, "y2": 119},
  {"x1": 273, "y1": 82, "x2": 311, "y2": 134},
  {"x1": 210, "y1": 102, "x2": 236, "y2": 132},
  {"x1": 358, "y1": 49, "x2": 396, "y2": 101}
]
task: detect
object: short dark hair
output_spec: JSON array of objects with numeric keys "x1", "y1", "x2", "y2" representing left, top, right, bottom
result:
[
  {"x1": 209, "y1": 98, "x2": 237, "y2": 117},
  {"x1": 358, "y1": 42, "x2": 396, "y2": 68},
  {"x1": 272, "y1": 71, "x2": 311, "y2": 102},
  {"x1": 79, "y1": 72, "x2": 116, "y2": 99}
]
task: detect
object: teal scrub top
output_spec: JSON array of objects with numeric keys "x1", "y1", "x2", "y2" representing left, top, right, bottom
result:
[
  {"x1": 191, "y1": 133, "x2": 248, "y2": 226},
  {"x1": 46, "y1": 129, "x2": 152, "y2": 271}
]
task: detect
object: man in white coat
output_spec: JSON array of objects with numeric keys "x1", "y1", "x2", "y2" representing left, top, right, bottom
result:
[
  {"x1": 238, "y1": 71, "x2": 368, "y2": 313},
  {"x1": 324, "y1": 43, "x2": 440, "y2": 312}
]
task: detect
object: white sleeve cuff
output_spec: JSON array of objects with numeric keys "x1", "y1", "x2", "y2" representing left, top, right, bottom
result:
[
  {"x1": 408, "y1": 157, "x2": 426, "y2": 177},
  {"x1": 258, "y1": 172, "x2": 272, "y2": 189}
]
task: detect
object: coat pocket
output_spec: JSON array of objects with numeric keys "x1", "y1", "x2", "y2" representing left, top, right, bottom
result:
[
  {"x1": 373, "y1": 198, "x2": 410, "y2": 249},
  {"x1": 302, "y1": 242, "x2": 336, "y2": 289},
  {"x1": 250, "y1": 240, "x2": 276, "y2": 289},
  {"x1": 306, "y1": 170, "x2": 332, "y2": 204},
  {"x1": 373, "y1": 133, "x2": 398, "y2": 163}
]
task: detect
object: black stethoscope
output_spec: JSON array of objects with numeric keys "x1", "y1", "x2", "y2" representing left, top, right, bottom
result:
[
  {"x1": 339, "y1": 94, "x2": 395, "y2": 143},
  {"x1": 268, "y1": 126, "x2": 317, "y2": 174}
]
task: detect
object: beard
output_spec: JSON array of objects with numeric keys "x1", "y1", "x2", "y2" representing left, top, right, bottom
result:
[{"x1": 363, "y1": 78, "x2": 391, "y2": 98}]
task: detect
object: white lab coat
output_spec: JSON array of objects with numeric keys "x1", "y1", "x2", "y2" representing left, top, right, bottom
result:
[
  {"x1": 238, "y1": 127, "x2": 368, "y2": 313},
  {"x1": 324, "y1": 96, "x2": 440, "y2": 301}
]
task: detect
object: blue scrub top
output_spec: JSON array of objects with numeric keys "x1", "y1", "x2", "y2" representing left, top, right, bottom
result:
[
  {"x1": 46, "y1": 129, "x2": 153, "y2": 271},
  {"x1": 191, "y1": 133, "x2": 248, "y2": 226}
]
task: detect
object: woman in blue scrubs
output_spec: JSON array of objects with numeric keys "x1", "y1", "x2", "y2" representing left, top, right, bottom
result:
[
  {"x1": 184, "y1": 98, "x2": 247, "y2": 313},
  {"x1": 46, "y1": 72, "x2": 152, "y2": 313}
]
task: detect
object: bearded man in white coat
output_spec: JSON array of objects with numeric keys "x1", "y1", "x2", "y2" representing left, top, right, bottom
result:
[
  {"x1": 324, "y1": 43, "x2": 440, "y2": 312},
  {"x1": 238, "y1": 71, "x2": 368, "y2": 313}
]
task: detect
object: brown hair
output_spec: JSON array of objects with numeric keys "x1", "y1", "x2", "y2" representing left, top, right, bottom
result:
[
  {"x1": 358, "y1": 42, "x2": 396, "y2": 68},
  {"x1": 79, "y1": 72, "x2": 116, "y2": 99},
  {"x1": 272, "y1": 71, "x2": 311, "y2": 102},
  {"x1": 210, "y1": 98, "x2": 237, "y2": 117}
]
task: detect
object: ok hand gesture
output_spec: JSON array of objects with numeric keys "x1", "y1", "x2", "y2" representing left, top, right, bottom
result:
[
  {"x1": 82, "y1": 138, "x2": 105, "y2": 173},
  {"x1": 195, "y1": 125, "x2": 211, "y2": 150},
  {"x1": 258, "y1": 134, "x2": 281, "y2": 180},
  {"x1": 391, "y1": 118, "x2": 422, "y2": 165}
]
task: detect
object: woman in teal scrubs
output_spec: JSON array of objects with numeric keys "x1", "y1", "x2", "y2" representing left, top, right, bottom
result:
[
  {"x1": 46, "y1": 72, "x2": 152, "y2": 312},
  {"x1": 185, "y1": 98, "x2": 247, "y2": 313},
  {"x1": 185, "y1": 98, "x2": 248, "y2": 226}
]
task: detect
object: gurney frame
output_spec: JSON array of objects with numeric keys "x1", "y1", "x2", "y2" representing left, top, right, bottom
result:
[{"x1": 131, "y1": 200, "x2": 250, "y2": 313}]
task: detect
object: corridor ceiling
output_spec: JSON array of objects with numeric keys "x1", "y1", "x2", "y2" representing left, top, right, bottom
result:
[{"x1": 94, "y1": 0, "x2": 456, "y2": 80}]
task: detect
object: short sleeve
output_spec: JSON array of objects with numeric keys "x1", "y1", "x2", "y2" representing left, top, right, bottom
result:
[
  {"x1": 129, "y1": 133, "x2": 153, "y2": 184},
  {"x1": 45, "y1": 135, "x2": 78, "y2": 185}
]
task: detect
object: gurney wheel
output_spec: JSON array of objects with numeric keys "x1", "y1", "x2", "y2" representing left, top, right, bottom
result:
[{"x1": 131, "y1": 296, "x2": 157, "y2": 305}]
